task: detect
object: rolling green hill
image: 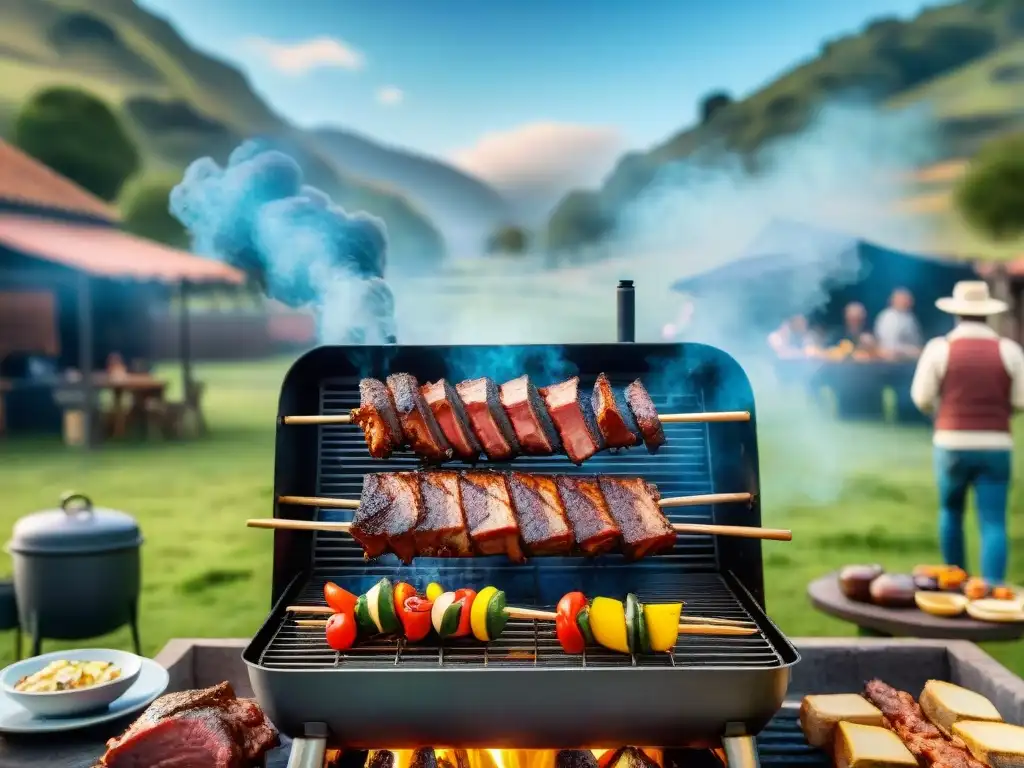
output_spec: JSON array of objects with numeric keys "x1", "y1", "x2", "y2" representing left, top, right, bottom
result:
[
  {"x1": 0, "y1": 0, "x2": 450, "y2": 270},
  {"x1": 547, "y1": 0, "x2": 1024, "y2": 259}
]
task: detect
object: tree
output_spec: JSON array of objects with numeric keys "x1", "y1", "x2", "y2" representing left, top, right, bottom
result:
[
  {"x1": 121, "y1": 176, "x2": 189, "y2": 248},
  {"x1": 954, "y1": 132, "x2": 1024, "y2": 241},
  {"x1": 486, "y1": 224, "x2": 528, "y2": 254},
  {"x1": 699, "y1": 91, "x2": 733, "y2": 124},
  {"x1": 13, "y1": 87, "x2": 140, "y2": 201}
]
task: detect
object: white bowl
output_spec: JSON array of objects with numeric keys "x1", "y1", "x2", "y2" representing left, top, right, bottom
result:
[{"x1": 0, "y1": 649, "x2": 143, "y2": 718}]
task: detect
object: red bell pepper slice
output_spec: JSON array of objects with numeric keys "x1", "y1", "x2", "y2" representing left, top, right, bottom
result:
[
  {"x1": 556, "y1": 592, "x2": 588, "y2": 654},
  {"x1": 324, "y1": 582, "x2": 358, "y2": 614},
  {"x1": 399, "y1": 595, "x2": 433, "y2": 642},
  {"x1": 452, "y1": 588, "x2": 477, "y2": 637}
]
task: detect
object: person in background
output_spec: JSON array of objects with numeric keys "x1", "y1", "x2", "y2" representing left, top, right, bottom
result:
[
  {"x1": 768, "y1": 315, "x2": 818, "y2": 357},
  {"x1": 833, "y1": 302, "x2": 876, "y2": 351},
  {"x1": 874, "y1": 288, "x2": 923, "y2": 358},
  {"x1": 910, "y1": 281, "x2": 1024, "y2": 585}
]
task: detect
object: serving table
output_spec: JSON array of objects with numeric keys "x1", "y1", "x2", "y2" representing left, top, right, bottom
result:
[
  {"x1": 2, "y1": 637, "x2": 1023, "y2": 768},
  {"x1": 808, "y1": 572, "x2": 1024, "y2": 641}
]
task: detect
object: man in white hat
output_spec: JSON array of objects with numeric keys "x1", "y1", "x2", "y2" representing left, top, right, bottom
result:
[{"x1": 910, "y1": 281, "x2": 1024, "y2": 584}]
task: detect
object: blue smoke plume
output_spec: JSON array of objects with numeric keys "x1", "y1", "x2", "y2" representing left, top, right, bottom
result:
[{"x1": 169, "y1": 140, "x2": 396, "y2": 344}]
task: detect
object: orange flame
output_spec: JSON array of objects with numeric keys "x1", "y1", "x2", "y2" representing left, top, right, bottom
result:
[{"x1": 375, "y1": 748, "x2": 665, "y2": 768}]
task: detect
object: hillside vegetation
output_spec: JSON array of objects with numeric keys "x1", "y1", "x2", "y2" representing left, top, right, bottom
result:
[
  {"x1": 0, "y1": 0, "x2": 448, "y2": 269},
  {"x1": 548, "y1": 0, "x2": 1024, "y2": 259}
]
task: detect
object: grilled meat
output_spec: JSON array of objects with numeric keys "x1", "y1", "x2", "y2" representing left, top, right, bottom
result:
[
  {"x1": 351, "y1": 473, "x2": 423, "y2": 563},
  {"x1": 592, "y1": 373, "x2": 641, "y2": 449},
  {"x1": 415, "y1": 471, "x2": 471, "y2": 556},
  {"x1": 624, "y1": 380, "x2": 665, "y2": 453},
  {"x1": 458, "y1": 471, "x2": 524, "y2": 561},
  {"x1": 507, "y1": 472, "x2": 574, "y2": 555},
  {"x1": 422, "y1": 379, "x2": 481, "y2": 461},
  {"x1": 456, "y1": 378, "x2": 521, "y2": 461},
  {"x1": 542, "y1": 377, "x2": 605, "y2": 464},
  {"x1": 500, "y1": 375, "x2": 562, "y2": 455},
  {"x1": 387, "y1": 373, "x2": 453, "y2": 462},
  {"x1": 864, "y1": 680, "x2": 986, "y2": 768},
  {"x1": 351, "y1": 378, "x2": 403, "y2": 459},
  {"x1": 100, "y1": 682, "x2": 278, "y2": 768},
  {"x1": 410, "y1": 749, "x2": 439, "y2": 768},
  {"x1": 598, "y1": 476, "x2": 675, "y2": 559},
  {"x1": 554, "y1": 475, "x2": 621, "y2": 556}
]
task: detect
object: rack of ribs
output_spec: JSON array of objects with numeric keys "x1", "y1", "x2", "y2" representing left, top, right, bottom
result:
[
  {"x1": 351, "y1": 378, "x2": 404, "y2": 459},
  {"x1": 598, "y1": 476, "x2": 675, "y2": 559},
  {"x1": 350, "y1": 472, "x2": 424, "y2": 564},
  {"x1": 422, "y1": 379, "x2": 482, "y2": 462},
  {"x1": 387, "y1": 373, "x2": 453, "y2": 463},
  {"x1": 541, "y1": 377, "x2": 605, "y2": 464},
  {"x1": 458, "y1": 470, "x2": 525, "y2": 561},
  {"x1": 500, "y1": 375, "x2": 562, "y2": 455},
  {"x1": 456, "y1": 378, "x2": 521, "y2": 461}
]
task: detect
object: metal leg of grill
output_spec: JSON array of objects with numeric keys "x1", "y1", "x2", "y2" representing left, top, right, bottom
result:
[
  {"x1": 722, "y1": 735, "x2": 760, "y2": 768},
  {"x1": 287, "y1": 737, "x2": 328, "y2": 768}
]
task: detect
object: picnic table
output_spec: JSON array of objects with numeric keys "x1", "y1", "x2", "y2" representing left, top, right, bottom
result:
[
  {"x1": 807, "y1": 572, "x2": 1024, "y2": 641},
  {"x1": 90, "y1": 372, "x2": 168, "y2": 439}
]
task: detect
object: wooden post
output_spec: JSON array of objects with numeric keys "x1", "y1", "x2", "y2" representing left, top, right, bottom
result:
[
  {"x1": 77, "y1": 271, "x2": 95, "y2": 449},
  {"x1": 179, "y1": 280, "x2": 192, "y2": 396}
]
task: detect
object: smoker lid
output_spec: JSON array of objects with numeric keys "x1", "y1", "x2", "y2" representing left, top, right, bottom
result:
[{"x1": 6, "y1": 493, "x2": 144, "y2": 555}]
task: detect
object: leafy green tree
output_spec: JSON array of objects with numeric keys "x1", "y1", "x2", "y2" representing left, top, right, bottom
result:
[
  {"x1": 13, "y1": 87, "x2": 140, "y2": 201},
  {"x1": 699, "y1": 91, "x2": 733, "y2": 124},
  {"x1": 121, "y1": 176, "x2": 188, "y2": 248},
  {"x1": 954, "y1": 132, "x2": 1024, "y2": 241},
  {"x1": 486, "y1": 224, "x2": 528, "y2": 254}
]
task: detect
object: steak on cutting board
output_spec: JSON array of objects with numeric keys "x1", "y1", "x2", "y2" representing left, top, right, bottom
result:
[{"x1": 99, "y1": 682, "x2": 278, "y2": 768}]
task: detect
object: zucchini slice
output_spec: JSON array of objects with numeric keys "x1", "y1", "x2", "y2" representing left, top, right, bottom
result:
[
  {"x1": 365, "y1": 578, "x2": 400, "y2": 634},
  {"x1": 625, "y1": 593, "x2": 642, "y2": 655},
  {"x1": 430, "y1": 592, "x2": 461, "y2": 638},
  {"x1": 354, "y1": 594, "x2": 376, "y2": 634},
  {"x1": 576, "y1": 605, "x2": 594, "y2": 645}
]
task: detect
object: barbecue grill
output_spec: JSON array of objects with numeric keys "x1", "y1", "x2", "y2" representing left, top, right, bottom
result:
[{"x1": 243, "y1": 281, "x2": 800, "y2": 768}]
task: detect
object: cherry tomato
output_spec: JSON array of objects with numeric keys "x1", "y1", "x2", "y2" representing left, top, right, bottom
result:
[
  {"x1": 556, "y1": 592, "x2": 588, "y2": 654},
  {"x1": 452, "y1": 588, "x2": 477, "y2": 638},
  {"x1": 324, "y1": 582, "x2": 358, "y2": 614},
  {"x1": 400, "y1": 595, "x2": 434, "y2": 642},
  {"x1": 325, "y1": 611, "x2": 357, "y2": 651}
]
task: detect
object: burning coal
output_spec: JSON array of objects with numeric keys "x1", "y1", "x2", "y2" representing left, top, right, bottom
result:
[{"x1": 170, "y1": 140, "x2": 396, "y2": 344}]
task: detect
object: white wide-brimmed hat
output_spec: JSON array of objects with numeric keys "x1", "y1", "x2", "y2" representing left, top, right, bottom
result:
[{"x1": 935, "y1": 280, "x2": 1008, "y2": 316}]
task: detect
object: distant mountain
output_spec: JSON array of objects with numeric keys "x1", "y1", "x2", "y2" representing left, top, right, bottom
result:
[
  {"x1": 546, "y1": 0, "x2": 1024, "y2": 257},
  {"x1": 312, "y1": 128, "x2": 512, "y2": 256},
  {"x1": 0, "y1": 0, "x2": 446, "y2": 270}
]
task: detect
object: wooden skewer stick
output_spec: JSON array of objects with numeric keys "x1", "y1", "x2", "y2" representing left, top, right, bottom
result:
[
  {"x1": 254, "y1": 491, "x2": 792, "y2": 542},
  {"x1": 283, "y1": 411, "x2": 751, "y2": 426},
  {"x1": 286, "y1": 603, "x2": 753, "y2": 628},
  {"x1": 292, "y1": 616, "x2": 756, "y2": 637}
]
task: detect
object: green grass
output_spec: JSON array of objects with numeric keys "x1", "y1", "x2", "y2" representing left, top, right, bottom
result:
[{"x1": 0, "y1": 358, "x2": 1022, "y2": 676}]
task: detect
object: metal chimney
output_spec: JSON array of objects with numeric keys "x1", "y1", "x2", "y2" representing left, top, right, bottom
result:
[{"x1": 617, "y1": 279, "x2": 636, "y2": 342}]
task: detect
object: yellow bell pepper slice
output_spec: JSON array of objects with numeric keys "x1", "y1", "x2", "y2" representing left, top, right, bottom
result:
[
  {"x1": 643, "y1": 603, "x2": 682, "y2": 652},
  {"x1": 589, "y1": 597, "x2": 629, "y2": 653},
  {"x1": 471, "y1": 586, "x2": 499, "y2": 642},
  {"x1": 425, "y1": 582, "x2": 444, "y2": 602}
]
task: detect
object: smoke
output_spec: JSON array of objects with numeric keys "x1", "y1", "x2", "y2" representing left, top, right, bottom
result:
[
  {"x1": 444, "y1": 346, "x2": 578, "y2": 385},
  {"x1": 169, "y1": 140, "x2": 396, "y2": 344}
]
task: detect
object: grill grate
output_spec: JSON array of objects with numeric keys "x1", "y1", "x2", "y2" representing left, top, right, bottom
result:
[
  {"x1": 257, "y1": 572, "x2": 783, "y2": 671},
  {"x1": 758, "y1": 705, "x2": 829, "y2": 767},
  {"x1": 312, "y1": 374, "x2": 722, "y2": 569}
]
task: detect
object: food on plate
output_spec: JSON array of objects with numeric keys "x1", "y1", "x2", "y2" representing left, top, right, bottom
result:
[
  {"x1": 99, "y1": 682, "x2": 278, "y2": 767},
  {"x1": 914, "y1": 591, "x2": 968, "y2": 617},
  {"x1": 912, "y1": 564, "x2": 945, "y2": 579},
  {"x1": 864, "y1": 679, "x2": 986, "y2": 768},
  {"x1": 799, "y1": 693, "x2": 885, "y2": 748},
  {"x1": 351, "y1": 373, "x2": 667, "y2": 462},
  {"x1": 833, "y1": 721, "x2": 917, "y2": 768},
  {"x1": 919, "y1": 680, "x2": 1002, "y2": 736},
  {"x1": 313, "y1": 582, "x2": 697, "y2": 656},
  {"x1": 992, "y1": 585, "x2": 1017, "y2": 601},
  {"x1": 913, "y1": 575, "x2": 939, "y2": 591},
  {"x1": 937, "y1": 566, "x2": 968, "y2": 591},
  {"x1": 966, "y1": 599, "x2": 1024, "y2": 623},
  {"x1": 964, "y1": 577, "x2": 990, "y2": 600},
  {"x1": 13, "y1": 659, "x2": 122, "y2": 692},
  {"x1": 869, "y1": 574, "x2": 916, "y2": 608},
  {"x1": 951, "y1": 721, "x2": 1024, "y2": 768},
  {"x1": 838, "y1": 565, "x2": 884, "y2": 602}
]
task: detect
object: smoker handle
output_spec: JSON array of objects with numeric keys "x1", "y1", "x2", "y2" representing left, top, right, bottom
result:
[
  {"x1": 722, "y1": 735, "x2": 760, "y2": 768},
  {"x1": 287, "y1": 736, "x2": 328, "y2": 768}
]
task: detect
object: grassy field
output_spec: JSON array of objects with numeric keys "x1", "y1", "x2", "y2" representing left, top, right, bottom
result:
[{"x1": 0, "y1": 357, "x2": 1021, "y2": 676}]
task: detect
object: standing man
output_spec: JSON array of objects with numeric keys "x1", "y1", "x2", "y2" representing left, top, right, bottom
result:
[
  {"x1": 911, "y1": 281, "x2": 1024, "y2": 584},
  {"x1": 875, "y1": 288, "x2": 923, "y2": 358}
]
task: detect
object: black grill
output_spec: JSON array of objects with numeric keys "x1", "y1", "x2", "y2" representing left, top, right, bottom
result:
[{"x1": 244, "y1": 340, "x2": 799, "y2": 749}]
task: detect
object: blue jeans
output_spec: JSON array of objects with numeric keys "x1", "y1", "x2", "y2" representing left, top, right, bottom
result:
[{"x1": 934, "y1": 447, "x2": 1012, "y2": 583}]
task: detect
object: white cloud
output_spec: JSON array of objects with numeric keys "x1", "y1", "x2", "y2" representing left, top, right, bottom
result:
[
  {"x1": 245, "y1": 36, "x2": 365, "y2": 75},
  {"x1": 376, "y1": 86, "x2": 404, "y2": 106},
  {"x1": 449, "y1": 122, "x2": 625, "y2": 219}
]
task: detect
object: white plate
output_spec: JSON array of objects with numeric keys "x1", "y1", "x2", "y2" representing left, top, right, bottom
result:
[
  {"x1": 0, "y1": 656, "x2": 168, "y2": 734},
  {"x1": 966, "y1": 602, "x2": 1024, "y2": 624}
]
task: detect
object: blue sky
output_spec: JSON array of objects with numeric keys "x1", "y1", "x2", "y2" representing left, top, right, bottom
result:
[{"x1": 138, "y1": 0, "x2": 932, "y2": 189}]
